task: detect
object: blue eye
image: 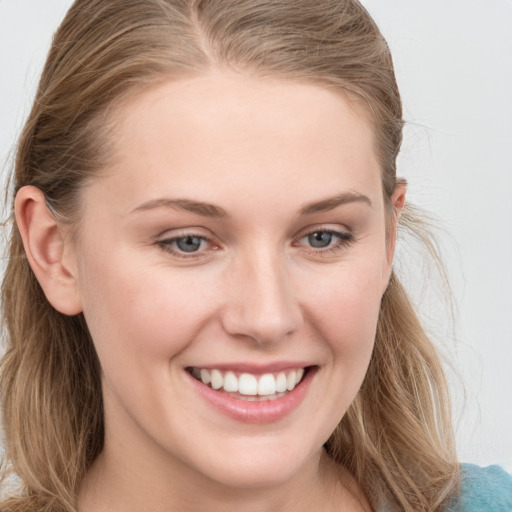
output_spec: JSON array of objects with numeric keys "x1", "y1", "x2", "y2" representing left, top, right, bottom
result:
[
  {"x1": 174, "y1": 235, "x2": 204, "y2": 253},
  {"x1": 307, "y1": 231, "x2": 333, "y2": 248},
  {"x1": 297, "y1": 229, "x2": 353, "y2": 254},
  {"x1": 157, "y1": 234, "x2": 211, "y2": 257}
]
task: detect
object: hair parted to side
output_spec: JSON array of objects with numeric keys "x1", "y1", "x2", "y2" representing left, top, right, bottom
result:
[{"x1": 1, "y1": 1, "x2": 459, "y2": 511}]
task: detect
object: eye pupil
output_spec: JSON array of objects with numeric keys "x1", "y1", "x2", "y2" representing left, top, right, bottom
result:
[
  {"x1": 308, "y1": 232, "x2": 332, "y2": 248},
  {"x1": 176, "y1": 236, "x2": 202, "y2": 252}
]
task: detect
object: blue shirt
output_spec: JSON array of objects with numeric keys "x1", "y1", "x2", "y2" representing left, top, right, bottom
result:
[{"x1": 448, "y1": 463, "x2": 512, "y2": 511}]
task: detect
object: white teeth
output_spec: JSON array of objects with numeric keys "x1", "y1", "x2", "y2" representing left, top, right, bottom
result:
[
  {"x1": 211, "y1": 369, "x2": 223, "y2": 390},
  {"x1": 286, "y1": 370, "x2": 297, "y2": 391},
  {"x1": 258, "y1": 373, "x2": 276, "y2": 395},
  {"x1": 223, "y1": 371, "x2": 238, "y2": 392},
  {"x1": 239, "y1": 373, "x2": 258, "y2": 395},
  {"x1": 276, "y1": 372, "x2": 287, "y2": 392},
  {"x1": 191, "y1": 367, "x2": 307, "y2": 397},
  {"x1": 200, "y1": 369, "x2": 211, "y2": 385}
]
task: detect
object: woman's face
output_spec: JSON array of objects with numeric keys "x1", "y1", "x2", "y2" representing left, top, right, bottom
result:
[{"x1": 71, "y1": 71, "x2": 396, "y2": 489}]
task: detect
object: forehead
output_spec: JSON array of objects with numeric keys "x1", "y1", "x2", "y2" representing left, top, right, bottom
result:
[{"x1": 89, "y1": 70, "x2": 382, "y2": 215}]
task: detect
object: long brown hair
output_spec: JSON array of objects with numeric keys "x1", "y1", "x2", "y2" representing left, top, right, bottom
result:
[{"x1": 1, "y1": 1, "x2": 458, "y2": 510}]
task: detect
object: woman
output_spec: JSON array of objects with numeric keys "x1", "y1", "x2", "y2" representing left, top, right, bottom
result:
[{"x1": 1, "y1": 1, "x2": 510, "y2": 511}]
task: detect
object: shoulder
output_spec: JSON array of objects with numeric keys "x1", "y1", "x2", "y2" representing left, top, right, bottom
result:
[{"x1": 448, "y1": 463, "x2": 512, "y2": 512}]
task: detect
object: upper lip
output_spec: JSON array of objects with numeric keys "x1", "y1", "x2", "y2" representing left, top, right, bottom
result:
[{"x1": 186, "y1": 361, "x2": 314, "y2": 374}]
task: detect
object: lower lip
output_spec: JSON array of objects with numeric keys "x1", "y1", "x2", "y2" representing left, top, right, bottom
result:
[{"x1": 187, "y1": 369, "x2": 315, "y2": 424}]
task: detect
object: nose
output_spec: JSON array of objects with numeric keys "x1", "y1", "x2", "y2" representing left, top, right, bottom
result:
[{"x1": 220, "y1": 249, "x2": 303, "y2": 345}]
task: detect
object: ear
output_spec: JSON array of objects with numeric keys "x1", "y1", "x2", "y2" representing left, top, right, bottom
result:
[
  {"x1": 385, "y1": 178, "x2": 407, "y2": 264},
  {"x1": 15, "y1": 186, "x2": 83, "y2": 315}
]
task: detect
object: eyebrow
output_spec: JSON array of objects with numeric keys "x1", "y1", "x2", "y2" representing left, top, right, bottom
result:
[
  {"x1": 131, "y1": 191, "x2": 371, "y2": 218},
  {"x1": 131, "y1": 198, "x2": 229, "y2": 218},
  {"x1": 299, "y1": 191, "x2": 372, "y2": 215}
]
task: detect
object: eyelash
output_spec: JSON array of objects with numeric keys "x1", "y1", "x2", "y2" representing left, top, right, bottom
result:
[
  {"x1": 295, "y1": 229, "x2": 354, "y2": 256},
  {"x1": 156, "y1": 233, "x2": 216, "y2": 260},
  {"x1": 156, "y1": 229, "x2": 354, "y2": 260}
]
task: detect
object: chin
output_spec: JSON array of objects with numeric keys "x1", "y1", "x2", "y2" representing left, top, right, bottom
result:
[{"x1": 192, "y1": 437, "x2": 319, "y2": 490}]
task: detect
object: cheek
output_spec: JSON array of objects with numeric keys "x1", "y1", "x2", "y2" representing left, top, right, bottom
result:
[
  {"x1": 76, "y1": 248, "x2": 213, "y2": 368},
  {"x1": 294, "y1": 261, "x2": 384, "y2": 438},
  {"x1": 303, "y1": 261, "x2": 384, "y2": 362}
]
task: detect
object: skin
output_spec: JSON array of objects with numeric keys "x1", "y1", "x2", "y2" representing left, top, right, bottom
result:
[{"x1": 16, "y1": 70, "x2": 405, "y2": 512}]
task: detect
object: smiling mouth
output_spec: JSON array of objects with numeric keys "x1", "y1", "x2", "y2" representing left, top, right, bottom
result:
[{"x1": 187, "y1": 367, "x2": 310, "y2": 401}]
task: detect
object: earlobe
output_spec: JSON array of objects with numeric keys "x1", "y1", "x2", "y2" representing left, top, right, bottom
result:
[{"x1": 15, "y1": 186, "x2": 82, "y2": 315}]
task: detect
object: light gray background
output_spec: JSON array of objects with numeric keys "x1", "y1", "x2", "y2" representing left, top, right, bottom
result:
[{"x1": 1, "y1": 1, "x2": 511, "y2": 470}]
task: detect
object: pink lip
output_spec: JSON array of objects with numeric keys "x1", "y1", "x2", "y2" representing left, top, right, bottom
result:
[
  {"x1": 187, "y1": 366, "x2": 316, "y2": 424},
  {"x1": 188, "y1": 361, "x2": 311, "y2": 374}
]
